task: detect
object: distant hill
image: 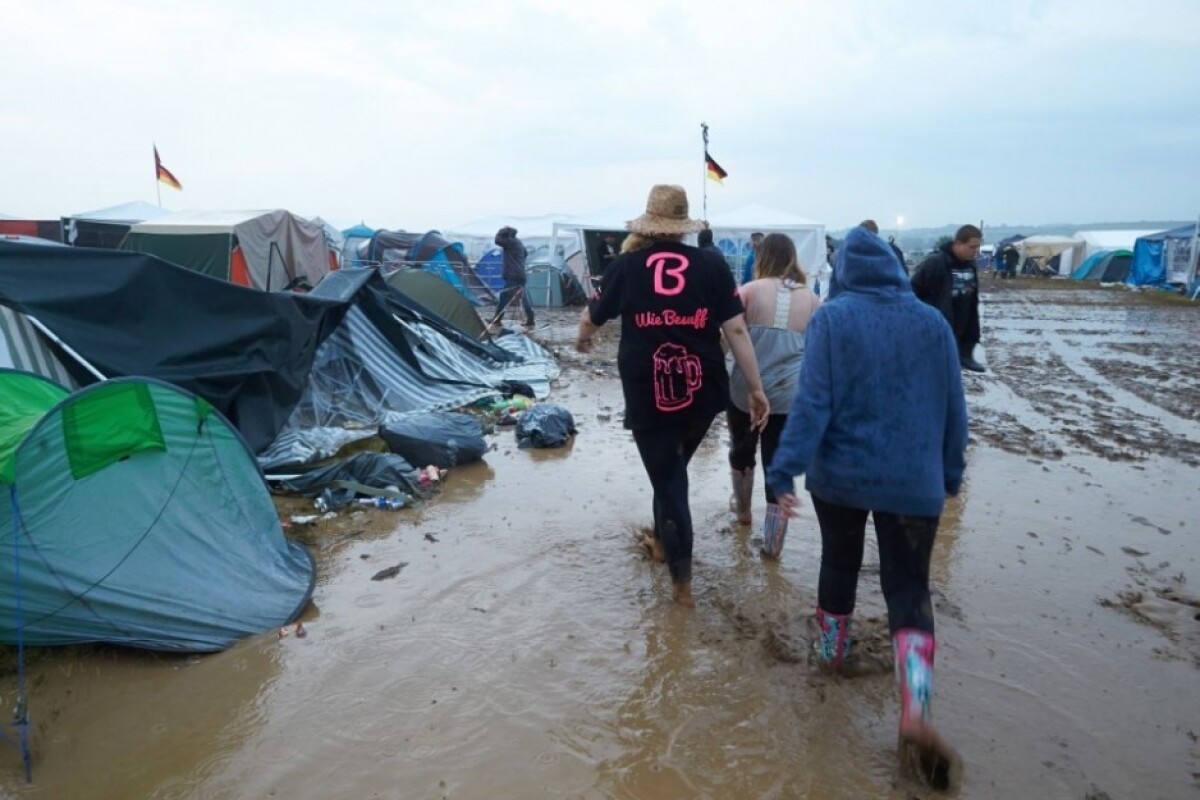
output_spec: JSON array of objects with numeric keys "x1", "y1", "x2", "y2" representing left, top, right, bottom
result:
[{"x1": 831, "y1": 220, "x2": 1194, "y2": 255}]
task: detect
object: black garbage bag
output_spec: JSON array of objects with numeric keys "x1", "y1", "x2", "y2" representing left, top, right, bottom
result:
[
  {"x1": 379, "y1": 411, "x2": 487, "y2": 468},
  {"x1": 515, "y1": 404, "x2": 577, "y2": 449},
  {"x1": 277, "y1": 452, "x2": 420, "y2": 511}
]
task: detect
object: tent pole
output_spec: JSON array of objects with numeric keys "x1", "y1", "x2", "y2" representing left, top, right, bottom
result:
[{"x1": 1188, "y1": 213, "x2": 1200, "y2": 300}]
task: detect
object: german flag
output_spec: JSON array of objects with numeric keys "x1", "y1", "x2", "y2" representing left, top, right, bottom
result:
[
  {"x1": 154, "y1": 146, "x2": 182, "y2": 191},
  {"x1": 705, "y1": 153, "x2": 727, "y2": 183}
]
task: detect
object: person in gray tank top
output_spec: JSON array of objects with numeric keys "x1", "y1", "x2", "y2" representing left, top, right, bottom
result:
[{"x1": 727, "y1": 233, "x2": 821, "y2": 558}]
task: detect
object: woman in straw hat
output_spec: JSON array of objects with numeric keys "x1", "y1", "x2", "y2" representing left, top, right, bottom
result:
[{"x1": 576, "y1": 184, "x2": 769, "y2": 608}]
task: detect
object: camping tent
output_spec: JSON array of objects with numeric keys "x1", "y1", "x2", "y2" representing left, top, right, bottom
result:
[
  {"x1": 1074, "y1": 229, "x2": 1162, "y2": 262},
  {"x1": 342, "y1": 223, "x2": 376, "y2": 267},
  {"x1": 1016, "y1": 235, "x2": 1085, "y2": 275},
  {"x1": 0, "y1": 218, "x2": 61, "y2": 243},
  {"x1": 123, "y1": 209, "x2": 334, "y2": 291},
  {"x1": 385, "y1": 268, "x2": 487, "y2": 339},
  {"x1": 0, "y1": 370, "x2": 315, "y2": 652},
  {"x1": 63, "y1": 201, "x2": 169, "y2": 249},
  {"x1": 1071, "y1": 249, "x2": 1133, "y2": 282},
  {"x1": 1129, "y1": 224, "x2": 1200, "y2": 287}
]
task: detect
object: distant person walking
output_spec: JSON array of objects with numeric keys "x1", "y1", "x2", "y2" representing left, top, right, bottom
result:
[
  {"x1": 1000, "y1": 244, "x2": 1019, "y2": 279},
  {"x1": 495, "y1": 226, "x2": 534, "y2": 329},
  {"x1": 911, "y1": 224, "x2": 985, "y2": 372},
  {"x1": 767, "y1": 226, "x2": 968, "y2": 790},
  {"x1": 740, "y1": 231, "x2": 765, "y2": 284},
  {"x1": 727, "y1": 233, "x2": 820, "y2": 559},
  {"x1": 576, "y1": 184, "x2": 769, "y2": 608}
]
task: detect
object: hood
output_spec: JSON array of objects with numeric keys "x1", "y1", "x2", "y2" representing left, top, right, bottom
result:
[{"x1": 827, "y1": 226, "x2": 909, "y2": 299}]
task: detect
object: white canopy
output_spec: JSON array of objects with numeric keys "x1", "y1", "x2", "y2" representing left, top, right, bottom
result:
[
  {"x1": 1074, "y1": 229, "x2": 1160, "y2": 259},
  {"x1": 1017, "y1": 234, "x2": 1085, "y2": 274},
  {"x1": 445, "y1": 213, "x2": 580, "y2": 262},
  {"x1": 67, "y1": 201, "x2": 170, "y2": 224}
]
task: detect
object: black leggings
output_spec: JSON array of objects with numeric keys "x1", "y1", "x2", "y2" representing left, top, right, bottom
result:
[
  {"x1": 726, "y1": 405, "x2": 788, "y2": 504},
  {"x1": 812, "y1": 494, "x2": 938, "y2": 634},
  {"x1": 631, "y1": 414, "x2": 716, "y2": 585}
]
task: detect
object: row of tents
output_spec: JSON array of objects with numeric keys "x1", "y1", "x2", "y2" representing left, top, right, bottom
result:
[
  {"x1": 3, "y1": 200, "x2": 833, "y2": 309},
  {"x1": 992, "y1": 224, "x2": 1200, "y2": 291}
]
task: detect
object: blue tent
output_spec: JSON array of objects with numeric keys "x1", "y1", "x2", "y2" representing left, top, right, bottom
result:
[
  {"x1": 474, "y1": 247, "x2": 505, "y2": 293},
  {"x1": 1129, "y1": 224, "x2": 1198, "y2": 286},
  {"x1": 341, "y1": 223, "x2": 375, "y2": 267}
]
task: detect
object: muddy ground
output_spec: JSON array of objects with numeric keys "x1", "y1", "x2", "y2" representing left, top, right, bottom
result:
[{"x1": 1, "y1": 277, "x2": 1197, "y2": 799}]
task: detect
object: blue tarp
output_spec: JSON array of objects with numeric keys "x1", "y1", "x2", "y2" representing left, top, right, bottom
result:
[{"x1": 1129, "y1": 224, "x2": 1197, "y2": 286}]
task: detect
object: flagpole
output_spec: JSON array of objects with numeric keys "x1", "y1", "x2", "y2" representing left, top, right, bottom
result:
[
  {"x1": 700, "y1": 122, "x2": 709, "y2": 221},
  {"x1": 154, "y1": 143, "x2": 161, "y2": 207}
]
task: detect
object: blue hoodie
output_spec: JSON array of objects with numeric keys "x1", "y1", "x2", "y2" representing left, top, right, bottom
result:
[{"x1": 766, "y1": 227, "x2": 968, "y2": 517}]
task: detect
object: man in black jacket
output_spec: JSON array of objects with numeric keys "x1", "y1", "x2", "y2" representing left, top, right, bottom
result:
[
  {"x1": 495, "y1": 226, "x2": 534, "y2": 329},
  {"x1": 911, "y1": 224, "x2": 985, "y2": 372}
]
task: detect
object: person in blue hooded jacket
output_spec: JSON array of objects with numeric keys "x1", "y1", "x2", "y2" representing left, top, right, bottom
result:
[{"x1": 766, "y1": 225, "x2": 968, "y2": 789}]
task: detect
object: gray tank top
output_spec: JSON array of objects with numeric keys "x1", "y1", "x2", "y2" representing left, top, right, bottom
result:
[{"x1": 729, "y1": 282, "x2": 809, "y2": 414}]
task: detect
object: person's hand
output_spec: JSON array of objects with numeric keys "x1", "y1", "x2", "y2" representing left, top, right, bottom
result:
[
  {"x1": 575, "y1": 334, "x2": 595, "y2": 354},
  {"x1": 748, "y1": 388, "x2": 770, "y2": 431},
  {"x1": 777, "y1": 492, "x2": 802, "y2": 518}
]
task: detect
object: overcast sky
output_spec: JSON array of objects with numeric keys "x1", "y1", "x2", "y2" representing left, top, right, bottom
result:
[{"x1": 3, "y1": 0, "x2": 1198, "y2": 232}]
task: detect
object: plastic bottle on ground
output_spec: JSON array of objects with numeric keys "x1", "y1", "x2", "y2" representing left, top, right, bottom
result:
[{"x1": 356, "y1": 497, "x2": 405, "y2": 510}]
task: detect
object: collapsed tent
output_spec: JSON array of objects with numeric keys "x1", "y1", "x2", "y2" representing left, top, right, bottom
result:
[
  {"x1": 1129, "y1": 224, "x2": 1200, "y2": 287},
  {"x1": 410, "y1": 231, "x2": 494, "y2": 305},
  {"x1": 0, "y1": 241, "x2": 558, "y2": 468},
  {"x1": 385, "y1": 268, "x2": 487, "y2": 339},
  {"x1": 63, "y1": 201, "x2": 169, "y2": 249},
  {"x1": 359, "y1": 230, "x2": 494, "y2": 306},
  {"x1": 123, "y1": 209, "x2": 334, "y2": 291},
  {"x1": 0, "y1": 370, "x2": 315, "y2": 652}
]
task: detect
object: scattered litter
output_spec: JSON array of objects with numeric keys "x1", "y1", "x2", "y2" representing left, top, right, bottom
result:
[
  {"x1": 295, "y1": 622, "x2": 307, "y2": 638},
  {"x1": 289, "y1": 515, "x2": 319, "y2": 526},
  {"x1": 371, "y1": 562, "x2": 410, "y2": 581},
  {"x1": 1121, "y1": 546, "x2": 1149, "y2": 557},
  {"x1": 424, "y1": 533, "x2": 439, "y2": 543}
]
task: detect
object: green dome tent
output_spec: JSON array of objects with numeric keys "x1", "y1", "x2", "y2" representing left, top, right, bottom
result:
[{"x1": 0, "y1": 371, "x2": 315, "y2": 653}]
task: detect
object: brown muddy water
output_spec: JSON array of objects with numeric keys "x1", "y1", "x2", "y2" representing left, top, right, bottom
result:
[{"x1": 1, "y1": 279, "x2": 1197, "y2": 799}]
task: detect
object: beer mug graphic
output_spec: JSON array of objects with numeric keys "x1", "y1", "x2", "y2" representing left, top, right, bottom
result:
[{"x1": 652, "y1": 343, "x2": 703, "y2": 412}]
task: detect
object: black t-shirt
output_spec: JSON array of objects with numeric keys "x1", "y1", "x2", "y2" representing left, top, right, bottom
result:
[{"x1": 588, "y1": 242, "x2": 744, "y2": 430}]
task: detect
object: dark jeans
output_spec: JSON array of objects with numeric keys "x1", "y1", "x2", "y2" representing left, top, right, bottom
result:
[
  {"x1": 726, "y1": 405, "x2": 788, "y2": 504},
  {"x1": 811, "y1": 494, "x2": 938, "y2": 634},
  {"x1": 498, "y1": 282, "x2": 534, "y2": 325},
  {"x1": 631, "y1": 414, "x2": 717, "y2": 585}
]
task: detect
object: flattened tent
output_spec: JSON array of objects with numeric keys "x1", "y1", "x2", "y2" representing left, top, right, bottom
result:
[
  {"x1": 386, "y1": 268, "x2": 487, "y2": 339},
  {"x1": 123, "y1": 209, "x2": 334, "y2": 291},
  {"x1": 0, "y1": 370, "x2": 315, "y2": 652}
]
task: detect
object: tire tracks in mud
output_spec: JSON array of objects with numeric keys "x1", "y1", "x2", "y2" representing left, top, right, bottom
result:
[{"x1": 977, "y1": 290, "x2": 1200, "y2": 466}]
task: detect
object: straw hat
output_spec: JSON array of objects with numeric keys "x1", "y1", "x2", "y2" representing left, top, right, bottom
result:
[{"x1": 626, "y1": 184, "x2": 705, "y2": 236}]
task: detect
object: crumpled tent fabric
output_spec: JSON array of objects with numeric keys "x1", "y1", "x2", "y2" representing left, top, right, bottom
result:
[
  {"x1": 516, "y1": 404, "x2": 577, "y2": 449},
  {"x1": 0, "y1": 244, "x2": 559, "y2": 467},
  {"x1": 276, "y1": 451, "x2": 420, "y2": 501}
]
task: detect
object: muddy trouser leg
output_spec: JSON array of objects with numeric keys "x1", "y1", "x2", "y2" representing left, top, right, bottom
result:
[
  {"x1": 872, "y1": 511, "x2": 938, "y2": 635},
  {"x1": 726, "y1": 405, "x2": 757, "y2": 522},
  {"x1": 632, "y1": 415, "x2": 715, "y2": 585},
  {"x1": 812, "y1": 495, "x2": 870, "y2": 615},
  {"x1": 495, "y1": 285, "x2": 517, "y2": 323},
  {"x1": 757, "y1": 413, "x2": 789, "y2": 505},
  {"x1": 521, "y1": 284, "x2": 535, "y2": 326}
]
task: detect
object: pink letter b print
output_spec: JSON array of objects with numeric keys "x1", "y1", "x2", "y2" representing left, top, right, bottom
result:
[{"x1": 646, "y1": 252, "x2": 689, "y2": 296}]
